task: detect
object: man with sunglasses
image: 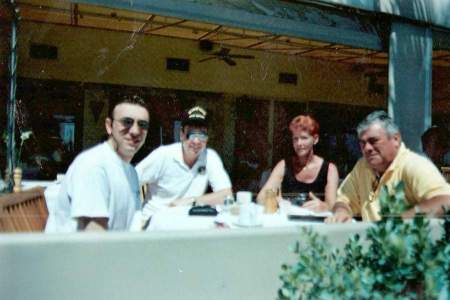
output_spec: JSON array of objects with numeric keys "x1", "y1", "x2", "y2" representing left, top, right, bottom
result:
[
  {"x1": 46, "y1": 95, "x2": 149, "y2": 232},
  {"x1": 326, "y1": 111, "x2": 450, "y2": 223},
  {"x1": 136, "y1": 106, "x2": 232, "y2": 219}
]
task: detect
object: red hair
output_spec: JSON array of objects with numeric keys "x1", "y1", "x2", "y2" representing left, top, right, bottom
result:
[{"x1": 289, "y1": 114, "x2": 320, "y2": 136}]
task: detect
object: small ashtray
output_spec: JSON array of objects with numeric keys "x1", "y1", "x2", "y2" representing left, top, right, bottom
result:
[{"x1": 290, "y1": 193, "x2": 309, "y2": 206}]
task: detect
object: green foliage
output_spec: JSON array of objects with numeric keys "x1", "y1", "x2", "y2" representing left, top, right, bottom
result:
[
  {"x1": 278, "y1": 181, "x2": 450, "y2": 300},
  {"x1": 17, "y1": 130, "x2": 33, "y2": 166},
  {"x1": 2, "y1": 129, "x2": 32, "y2": 167}
]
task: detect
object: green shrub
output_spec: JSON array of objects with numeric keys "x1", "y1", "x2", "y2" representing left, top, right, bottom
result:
[{"x1": 278, "y1": 182, "x2": 449, "y2": 299}]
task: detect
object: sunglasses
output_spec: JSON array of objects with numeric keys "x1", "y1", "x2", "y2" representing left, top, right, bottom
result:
[
  {"x1": 187, "y1": 131, "x2": 208, "y2": 142},
  {"x1": 114, "y1": 117, "x2": 149, "y2": 130}
]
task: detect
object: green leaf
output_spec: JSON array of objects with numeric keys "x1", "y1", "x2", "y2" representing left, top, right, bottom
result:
[{"x1": 278, "y1": 182, "x2": 448, "y2": 300}]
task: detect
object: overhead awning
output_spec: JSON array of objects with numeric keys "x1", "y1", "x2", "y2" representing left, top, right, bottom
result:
[
  {"x1": 14, "y1": 0, "x2": 394, "y2": 65},
  {"x1": 71, "y1": 0, "x2": 384, "y2": 50}
]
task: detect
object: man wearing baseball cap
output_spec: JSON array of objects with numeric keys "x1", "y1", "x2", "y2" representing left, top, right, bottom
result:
[{"x1": 136, "y1": 105, "x2": 232, "y2": 218}]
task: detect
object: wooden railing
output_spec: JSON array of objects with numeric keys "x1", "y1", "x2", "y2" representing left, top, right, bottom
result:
[{"x1": 0, "y1": 187, "x2": 48, "y2": 232}]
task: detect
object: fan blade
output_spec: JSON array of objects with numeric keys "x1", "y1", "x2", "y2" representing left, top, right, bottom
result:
[
  {"x1": 198, "y1": 56, "x2": 217, "y2": 63},
  {"x1": 218, "y1": 47, "x2": 231, "y2": 56},
  {"x1": 228, "y1": 54, "x2": 255, "y2": 59},
  {"x1": 210, "y1": 49, "x2": 223, "y2": 55},
  {"x1": 223, "y1": 56, "x2": 236, "y2": 66}
]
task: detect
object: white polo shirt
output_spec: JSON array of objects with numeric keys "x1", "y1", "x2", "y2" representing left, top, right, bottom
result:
[{"x1": 136, "y1": 143, "x2": 231, "y2": 208}]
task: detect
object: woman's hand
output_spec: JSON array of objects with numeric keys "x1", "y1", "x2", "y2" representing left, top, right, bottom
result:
[{"x1": 301, "y1": 192, "x2": 329, "y2": 212}]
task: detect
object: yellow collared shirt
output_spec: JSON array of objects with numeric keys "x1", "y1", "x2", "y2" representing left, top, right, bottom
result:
[{"x1": 337, "y1": 143, "x2": 450, "y2": 221}]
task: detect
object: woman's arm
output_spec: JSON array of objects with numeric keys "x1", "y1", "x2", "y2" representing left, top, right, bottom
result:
[
  {"x1": 303, "y1": 162, "x2": 339, "y2": 212},
  {"x1": 323, "y1": 162, "x2": 339, "y2": 210},
  {"x1": 256, "y1": 160, "x2": 285, "y2": 204}
]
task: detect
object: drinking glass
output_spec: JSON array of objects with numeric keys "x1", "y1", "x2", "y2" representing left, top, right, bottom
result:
[{"x1": 264, "y1": 189, "x2": 278, "y2": 214}]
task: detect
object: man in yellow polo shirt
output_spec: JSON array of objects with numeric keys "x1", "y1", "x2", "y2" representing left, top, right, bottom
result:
[{"x1": 327, "y1": 111, "x2": 450, "y2": 223}]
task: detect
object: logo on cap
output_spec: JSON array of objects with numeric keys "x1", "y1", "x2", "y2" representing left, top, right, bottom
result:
[
  {"x1": 182, "y1": 106, "x2": 208, "y2": 127},
  {"x1": 188, "y1": 106, "x2": 207, "y2": 120}
]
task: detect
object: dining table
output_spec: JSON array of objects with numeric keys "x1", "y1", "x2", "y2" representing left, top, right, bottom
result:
[
  {"x1": 37, "y1": 179, "x2": 335, "y2": 233},
  {"x1": 146, "y1": 203, "x2": 332, "y2": 231}
]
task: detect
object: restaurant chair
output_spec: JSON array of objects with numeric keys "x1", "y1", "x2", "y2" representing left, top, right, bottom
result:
[
  {"x1": 0, "y1": 187, "x2": 48, "y2": 232},
  {"x1": 441, "y1": 166, "x2": 450, "y2": 183}
]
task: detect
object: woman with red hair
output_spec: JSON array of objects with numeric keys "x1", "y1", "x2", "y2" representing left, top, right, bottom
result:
[{"x1": 257, "y1": 114, "x2": 339, "y2": 212}]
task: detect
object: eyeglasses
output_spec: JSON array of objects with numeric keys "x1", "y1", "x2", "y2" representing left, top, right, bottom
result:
[
  {"x1": 114, "y1": 117, "x2": 149, "y2": 130},
  {"x1": 187, "y1": 131, "x2": 208, "y2": 142}
]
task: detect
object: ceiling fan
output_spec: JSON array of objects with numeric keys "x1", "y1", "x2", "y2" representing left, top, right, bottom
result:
[{"x1": 198, "y1": 47, "x2": 255, "y2": 66}]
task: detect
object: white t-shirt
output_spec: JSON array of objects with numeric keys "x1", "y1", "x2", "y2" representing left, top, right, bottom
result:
[
  {"x1": 45, "y1": 142, "x2": 141, "y2": 232},
  {"x1": 136, "y1": 143, "x2": 231, "y2": 208}
]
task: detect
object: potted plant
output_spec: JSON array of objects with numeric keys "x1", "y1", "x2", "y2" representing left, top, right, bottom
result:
[{"x1": 278, "y1": 182, "x2": 449, "y2": 299}]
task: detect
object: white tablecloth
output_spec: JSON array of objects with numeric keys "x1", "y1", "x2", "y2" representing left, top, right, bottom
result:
[
  {"x1": 21, "y1": 180, "x2": 54, "y2": 189},
  {"x1": 42, "y1": 182, "x2": 62, "y2": 231},
  {"x1": 146, "y1": 205, "x2": 330, "y2": 231},
  {"x1": 41, "y1": 184, "x2": 332, "y2": 232}
]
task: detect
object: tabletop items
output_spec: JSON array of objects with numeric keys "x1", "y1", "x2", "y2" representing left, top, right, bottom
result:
[
  {"x1": 282, "y1": 192, "x2": 309, "y2": 206},
  {"x1": 234, "y1": 191, "x2": 261, "y2": 227},
  {"x1": 41, "y1": 182, "x2": 331, "y2": 232},
  {"x1": 145, "y1": 191, "x2": 332, "y2": 231},
  {"x1": 188, "y1": 205, "x2": 218, "y2": 216},
  {"x1": 222, "y1": 194, "x2": 234, "y2": 212},
  {"x1": 263, "y1": 189, "x2": 278, "y2": 214}
]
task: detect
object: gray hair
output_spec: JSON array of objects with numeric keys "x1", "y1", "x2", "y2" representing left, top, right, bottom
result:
[{"x1": 356, "y1": 111, "x2": 400, "y2": 137}]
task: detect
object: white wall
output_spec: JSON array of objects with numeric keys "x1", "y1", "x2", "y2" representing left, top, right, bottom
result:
[{"x1": 0, "y1": 225, "x2": 370, "y2": 300}]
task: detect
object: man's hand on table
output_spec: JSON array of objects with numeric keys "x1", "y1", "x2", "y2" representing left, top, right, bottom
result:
[
  {"x1": 325, "y1": 207, "x2": 353, "y2": 223},
  {"x1": 169, "y1": 197, "x2": 196, "y2": 207}
]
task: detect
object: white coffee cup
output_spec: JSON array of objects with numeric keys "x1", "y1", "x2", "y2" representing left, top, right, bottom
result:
[
  {"x1": 239, "y1": 203, "x2": 263, "y2": 226},
  {"x1": 239, "y1": 202, "x2": 254, "y2": 226},
  {"x1": 236, "y1": 191, "x2": 252, "y2": 205}
]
